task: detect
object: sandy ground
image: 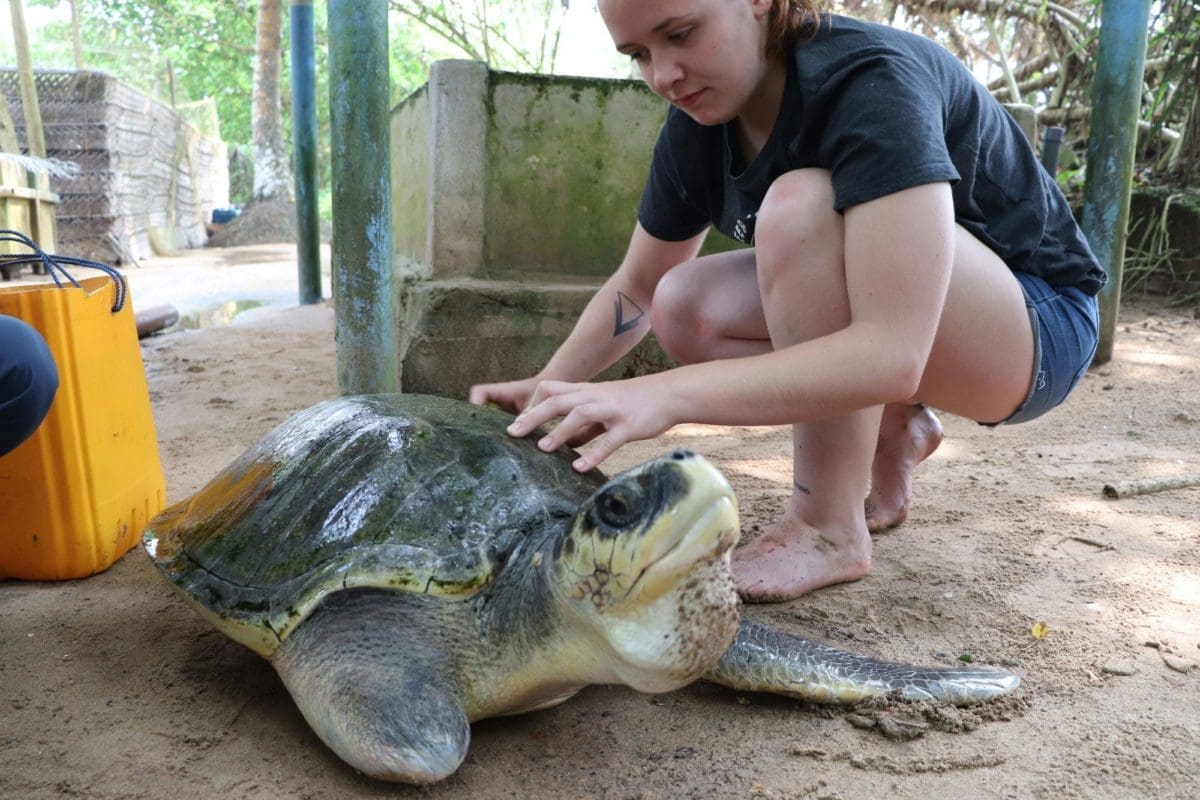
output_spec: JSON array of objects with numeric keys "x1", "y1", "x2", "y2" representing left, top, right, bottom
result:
[{"x1": 1, "y1": 244, "x2": 1198, "y2": 799}]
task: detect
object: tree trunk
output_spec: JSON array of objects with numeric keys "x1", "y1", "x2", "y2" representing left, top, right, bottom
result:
[
  {"x1": 8, "y1": 0, "x2": 46, "y2": 158},
  {"x1": 68, "y1": 0, "x2": 84, "y2": 69},
  {"x1": 252, "y1": 0, "x2": 292, "y2": 201},
  {"x1": 0, "y1": 96, "x2": 21, "y2": 154},
  {"x1": 1168, "y1": 57, "x2": 1200, "y2": 180}
]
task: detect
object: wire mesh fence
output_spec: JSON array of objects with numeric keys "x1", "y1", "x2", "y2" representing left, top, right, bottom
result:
[{"x1": 1, "y1": 69, "x2": 229, "y2": 264}]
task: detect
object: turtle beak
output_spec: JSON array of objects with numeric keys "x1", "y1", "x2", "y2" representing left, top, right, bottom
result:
[
  {"x1": 552, "y1": 452, "x2": 739, "y2": 610},
  {"x1": 625, "y1": 491, "x2": 739, "y2": 603},
  {"x1": 616, "y1": 453, "x2": 739, "y2": 603}
]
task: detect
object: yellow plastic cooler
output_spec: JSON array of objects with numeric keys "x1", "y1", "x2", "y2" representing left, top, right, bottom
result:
[{"x1": 0, "y1": 268, "x2": 166, "y2": 580}]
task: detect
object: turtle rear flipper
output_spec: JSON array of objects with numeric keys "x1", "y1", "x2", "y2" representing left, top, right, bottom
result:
[
  {"x1": 705, "y1": 619, "x2": 1020, "y2": 706},
  {"x1": 272, "y1": 591, "x2": 469, "y2": 783}
]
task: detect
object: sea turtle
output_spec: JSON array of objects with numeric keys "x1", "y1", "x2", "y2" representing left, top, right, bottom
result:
[{"x1": 144, "y1": 393, "x2": 1019, "y2": 784}]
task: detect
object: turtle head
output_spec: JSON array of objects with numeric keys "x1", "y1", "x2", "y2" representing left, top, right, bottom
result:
[{"x1": 549, "y1": 449, "x2": 740, "y2": 693}]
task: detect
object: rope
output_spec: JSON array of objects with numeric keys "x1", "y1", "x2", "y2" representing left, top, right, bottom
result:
[
  {"x1": 0, "y1": 229, "x2": 128, "y2": 313},
  {"x1": 0, "y1": 152, "x2": 81, "y2": 179}
]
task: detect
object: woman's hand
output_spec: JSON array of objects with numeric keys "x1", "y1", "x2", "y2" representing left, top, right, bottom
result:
[
  {"x1": 505, "y1": 375, "x2": 677, "y2": 472},
  {"x1": 467, "y1": 376, "x2": 543, "y2": 415},
  {"x1": 468, "y1": 376, "x2": 609, "y2": 448}
]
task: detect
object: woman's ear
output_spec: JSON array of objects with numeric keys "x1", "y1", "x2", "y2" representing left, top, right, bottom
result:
[{"x1": 752, "y1": 0, "x2": 777, "y2": 21}]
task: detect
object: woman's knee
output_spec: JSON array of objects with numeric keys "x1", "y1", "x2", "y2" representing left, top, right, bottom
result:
[
  {"x1": 650, "y1": 265, "x2": 708, "y2": 363},
  {"x1": 752, "y1": 170, "x2": 850, "y2": 341},
  {"x1": 756, "y1": 170, "x2": 838, "y2": 243},
  {"x1": 754, "y1": 169, "x2": 841, "y2": 288},
  {"x1": 650, "y1": 252, "x2": 765, "y2": 364}
]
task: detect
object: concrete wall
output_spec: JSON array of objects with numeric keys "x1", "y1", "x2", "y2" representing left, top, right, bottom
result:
[
  {"x1": 391, "y1": 82, "x2": 430, "y2": 272},
  {"x1": 387, "y1": 61, "x2": 740, "y2": 397},
  {"x1": 483, "y1": 72, "x2": 664, "y2": 277},
  {"x1": 390, "y1": 61, "x2": 741, "y2": 281},
  {"x1": 391, "y1": 61, "x2": 664, "y2": 279}
]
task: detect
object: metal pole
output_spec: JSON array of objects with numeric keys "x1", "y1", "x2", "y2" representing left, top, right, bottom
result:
[
  {"x1": 1040, "y1": 126, "x2": 1065, "y2": 176},
  {"x1": 327, "y1": 0, "x2": 395, "y2": 393},
  {"x1": 290, "y1": 0, "x2": 322, "y2": 305},
  {"x1": 1082, "y1": 0, "x2": 1153, "y2": 366}
]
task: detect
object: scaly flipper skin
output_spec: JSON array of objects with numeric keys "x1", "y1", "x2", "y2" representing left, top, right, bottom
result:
[
  {"x1": 272, "y1": 592, "x2": 470, "y2": 784},
  {"x1": 704, "y1": 619, "x2": 1020, "y2": 705}
]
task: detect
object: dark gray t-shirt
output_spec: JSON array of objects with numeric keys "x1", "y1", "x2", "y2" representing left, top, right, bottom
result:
[{"x1": 637, "y1": 15, "x2": 1106, "y2": 295}]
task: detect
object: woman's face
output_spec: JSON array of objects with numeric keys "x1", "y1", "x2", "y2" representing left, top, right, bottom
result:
[{"x1": 599, "y1": 0, "x2": 774, "y2": 126}]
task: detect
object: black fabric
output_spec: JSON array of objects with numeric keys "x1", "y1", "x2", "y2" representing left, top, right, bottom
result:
[
  {"x1": 0, "y1": 314, "x2": 59, "y2": 457},
  {"x1": 637, "y1": 14, "x2": 1106, "y2": 295}
]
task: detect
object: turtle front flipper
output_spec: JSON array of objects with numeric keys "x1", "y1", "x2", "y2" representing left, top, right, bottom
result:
[
  {"x1": 272, "y1": 591, "x2": 469, "y2": 784},
  {"x1": 704, "y1": 619, "x2": 1019, "y2": 706}
]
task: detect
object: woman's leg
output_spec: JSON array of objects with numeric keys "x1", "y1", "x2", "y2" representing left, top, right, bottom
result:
[
  {"x1": 652, "y1": 169, "x2": 1035, "y2": 601},
  {"x1": 652, "y1": 178, "x2": 880, "y2": 602},
  {"x1": 731, "y1": 171, "x2": 882, "y2": 601},
  {"x1": 864, "y1": 403, "x2": 944, "y2": 532},
  {"x1": 655, "y1": 252, "x2": 943, "y2": 536},
  {"x1": 863, "y1": 223, "x2": 1046, "y2": 532},
  {"x1": 651, "y1": 248, "x2": 769, "y2": 364}
]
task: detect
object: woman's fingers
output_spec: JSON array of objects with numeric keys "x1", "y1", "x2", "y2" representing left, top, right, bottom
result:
[
  {"x1": 537, "y1": 404, "x2": 628, "y2": 472},
  {"x1": 564, "y1": 421, "x2": 606, "y2": 448},
  {"x1": 506, "y1": 381, "x2": 579, "y2": 436},
  {"x1": 469, "y1": 377, "x2": 541, "y2": 414},
  {"x1": 470, "y1": 386, "x2": 516, "y2": 413},
  {"x1": 504, "y1": 378, "x2": 665, "y2": 472},
  {"x1": 534, "y1": 402, "x2": 606, "y2": 452},
  {"x1": 569, "y1": 430, "x2": 627, "y2": 472}
]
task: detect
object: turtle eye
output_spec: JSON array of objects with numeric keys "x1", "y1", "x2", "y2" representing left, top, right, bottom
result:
[{"x1": 595, "y1": 483, "x2": 643, "y2": 529}]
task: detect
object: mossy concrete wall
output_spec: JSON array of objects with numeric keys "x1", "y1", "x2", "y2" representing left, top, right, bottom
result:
[
  {"x1": 397, "y1": 277, "x2": 676, "y2": 399},
  {"x1": 483, "y1": 72, "x2": 663, "y2": 277},
  {"x1": 390, "y1": 60, "x2": 743, "y2": 279},
  {"x1": 390, "y1": 83, "x2": 429, "y2": 271},
  {"x1": 389, "y1": 60, "x2": 739, "y2": 396}
]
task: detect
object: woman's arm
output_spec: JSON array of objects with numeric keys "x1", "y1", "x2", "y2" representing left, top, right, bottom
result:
[
  {"x1": 540, "y1": 222, "x2": 707, "y2": 383},
  {"x1": 511, "y1": 182, "x2": 957, "y2": 470},
  {"x1": 468, "y1": 222, "x2": 707, "y2": 412},
  {"x1": 671, "y1": 181, "x2": 955, "y2": 422}
]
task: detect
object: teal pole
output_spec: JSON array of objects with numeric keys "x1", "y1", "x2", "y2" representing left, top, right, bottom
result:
[
  {"x1": 1081, "y1": 0, "x2": 1152, "y2": 366},
  {"x1": 327, "y1": 0, "x2": 395, "y2": 393},
  {"x1": 290, "y1": 0, "x2": 321, "y2": 305}
]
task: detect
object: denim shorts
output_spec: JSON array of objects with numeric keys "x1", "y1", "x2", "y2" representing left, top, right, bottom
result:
[{"x1": 990, "y1": 272, "x2": 1100, "y2": 426}]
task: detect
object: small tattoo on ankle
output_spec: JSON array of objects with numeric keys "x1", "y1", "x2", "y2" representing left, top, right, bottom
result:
[{"x1": 793, "y1": 480, "x2": 811, "y2": 495}]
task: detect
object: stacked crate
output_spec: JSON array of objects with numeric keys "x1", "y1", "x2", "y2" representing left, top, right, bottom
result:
[{"x1": 0, "y1": 69, "x2": 229, "y2": 264}]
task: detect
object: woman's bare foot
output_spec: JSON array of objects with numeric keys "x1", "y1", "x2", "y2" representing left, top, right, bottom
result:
[
  {"x1": 732, "y1": 516, "x2": 871, "y2": 603},
  {"x1": 864, "y1": 404, "x2": 944, "y2": 533}
]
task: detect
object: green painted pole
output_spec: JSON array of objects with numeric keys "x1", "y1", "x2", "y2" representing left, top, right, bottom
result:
[
  {"x1": 327, "y1": 0, "x2": 395, "y2": 393},
  {"x1": 290, "y1": 0, "x2": 321, "y2": 305},
  {"x1": 1082, "y1": 0, "x2": 1153, "y2": 366}
]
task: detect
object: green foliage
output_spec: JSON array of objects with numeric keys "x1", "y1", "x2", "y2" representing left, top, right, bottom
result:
[
  {"x1": 846, "y1": 1, "x2": 1198, "y2": 182},
  {"x1": 389, "y1": 0, "x2": 569, "y2": 74},
  {"x1": 79, "y1": 0, "x2": 258, "y2": 144},
  {"x1": 389, "y1": 17, "x2": 449, "y2": 105},
  {"x1": 8, "y1": 1, "x2": 261, "y2": 156}
]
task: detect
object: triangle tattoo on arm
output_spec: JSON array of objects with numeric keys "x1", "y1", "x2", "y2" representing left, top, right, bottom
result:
[{"x1": 613, "y1": 291, "x2": 646, "y2": 336}]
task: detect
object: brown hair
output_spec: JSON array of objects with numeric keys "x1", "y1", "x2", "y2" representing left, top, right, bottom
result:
[{"x1": 766, "y1": 0, "x2": 825, "y2": 56}]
